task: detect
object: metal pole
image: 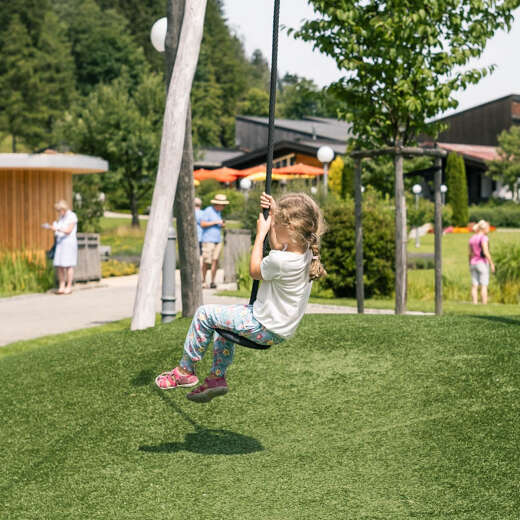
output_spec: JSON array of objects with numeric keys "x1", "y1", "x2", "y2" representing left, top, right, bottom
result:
[
  {"x1": 434, "y1": 158, "x2": 443, "y2": 316},
  {"x1": 415, "y1": 194, "x2": 420, "y2": 248},
  {"x1": 323, "y1": 162, "x2": 329, "y2": 196},
  {"x1": 354, "y1": 158, "x2": 364, "y2": 313},
  {"x1": 161, "y1": 226, "x2": 177, "y2": 323}
]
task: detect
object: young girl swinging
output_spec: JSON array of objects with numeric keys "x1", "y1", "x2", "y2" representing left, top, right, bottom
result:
[{"x1": 155, "y1": 192, "x2": 326, "y2": 403}]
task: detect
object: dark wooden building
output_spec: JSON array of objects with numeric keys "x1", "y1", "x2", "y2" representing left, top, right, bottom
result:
[{"x1": 435, "y1": 94, "x2": 520, "y2": 146}]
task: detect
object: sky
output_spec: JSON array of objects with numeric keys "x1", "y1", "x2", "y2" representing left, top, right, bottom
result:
[{"x1": 222, "y1": 0, "x2": 520, "y2": 116}]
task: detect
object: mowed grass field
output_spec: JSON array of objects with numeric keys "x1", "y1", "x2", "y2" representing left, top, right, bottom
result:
[
  {"x1": 407, "y1": 230, "x2": 520, "y2": 303},
  {"x1": 1, "y1": 314, "x2": 520, "y2": 519}
]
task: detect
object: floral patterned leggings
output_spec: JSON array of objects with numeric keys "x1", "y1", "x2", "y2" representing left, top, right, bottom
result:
[{"x1": 179, "y1": 304, "x2": 284, "y2": 377}]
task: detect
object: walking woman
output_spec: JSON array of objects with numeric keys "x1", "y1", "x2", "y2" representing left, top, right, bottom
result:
[
  {"x1": 469, "y1": 220, "x2": 495, "y2": 304},
  {"x1": 49, "y1": 200, "x2": 78, "y2": 294}
]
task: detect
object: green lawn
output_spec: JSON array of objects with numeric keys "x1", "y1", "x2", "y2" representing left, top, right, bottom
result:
[
  {"x1": 1, "y1": 314, "x2": 520, "y2": 519},
  {"x1": 99, "y1": 217, "x2": 243, "y2": 258},
  {"x1": 223, "y1": 230, "x2": 520, "y2": 313}
]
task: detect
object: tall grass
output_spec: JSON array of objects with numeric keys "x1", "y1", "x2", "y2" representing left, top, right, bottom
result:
[{"x1": 0, "y1": 250, "x2": 54, "y2": 296}]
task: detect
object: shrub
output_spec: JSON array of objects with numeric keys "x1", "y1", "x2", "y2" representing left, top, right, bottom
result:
[
  {"x1": 321, "y1": 190, "x2": 395, "y2": 298},
  {"x1": 446, "y1": 152, "x2": 469, "y2": 226},
  {"x1": 469, "y1": 202, "x2": 520, "y2": 227},
  {"x1": 406, "y1": 195, "x2": 453, "y2": 228},
  {"x1": 101, "y1": 259, "x2": 138, "y2": 278},
  {"x1": 0, "y1": 250, "x2": 54, "y2": 296},
  {"x1": 493, "y1": 243, "x2": 520, "y2": 303},
  {"x1": 200, "y1": 188, "x2": 245, "y2": 219}
]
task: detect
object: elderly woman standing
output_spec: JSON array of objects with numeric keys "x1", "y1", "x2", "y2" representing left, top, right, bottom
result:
[
  {"x1": 469, "y1": 220, "x2": 495, "y2": 304},
  {"x1": 50, "y1": 200, "x2": 78, "y2": 294}
]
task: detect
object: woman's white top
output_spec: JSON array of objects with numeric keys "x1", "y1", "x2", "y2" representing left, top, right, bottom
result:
[
  {"x1": 53, "y1": 210, "x2": 78, "y2": 267},
  {"x1": 253, "y1": 249, "x2": 312, "y2": 338}
]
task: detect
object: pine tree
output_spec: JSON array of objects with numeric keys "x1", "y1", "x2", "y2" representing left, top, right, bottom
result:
[
  {"x1": 63, "y1": 0, "x2": 147, "y2": 96},
  {"x1": 32, "y1": 11, "x2": 76, "y2": 147},
  {"x1": 446, "y1": 152, "x2": 469, "y2": 226},
  {"x1": 0, "y1": 15, "x2": 40, "y2": 151}
]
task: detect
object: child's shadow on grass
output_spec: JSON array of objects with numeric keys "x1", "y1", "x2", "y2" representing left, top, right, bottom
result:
[
  {"x1": 139, "y1": 428, "x2": 263, "y2": 455},
  {"x1": 137, "y1": 383, "x2": 264, "y2": 456}
]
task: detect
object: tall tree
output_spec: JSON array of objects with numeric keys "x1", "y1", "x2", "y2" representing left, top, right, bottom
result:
[
  {"x1": 294, "y1": 0, "x2": 518, "y2": 313},
  {"x1": 487, "y1": 125, "x2": 520, "y2": 200},
  {"x1": 0, "y1": 16, "x2": 40, "y2": 151},
  {"x1": 59, "y1": 0, "x2": 147, "y2": 95},
  {"x1": 33, "y1": 11, "x2": 76, "y2": 145},
  {"x1": 166, "y1": 0, "x2": 203, "y2": 317},
  {"x1": 95, "y1": 0, "x2": 165, "y2": 70},
  {"x1": 56, "y1": 68, "x2": 164, "y2": 226}
]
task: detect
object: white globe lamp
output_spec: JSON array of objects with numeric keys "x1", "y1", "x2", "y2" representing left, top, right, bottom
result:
[
  {"x1": 317, "y1": 145, "x2": 334, "y2": 195},
  {"x1": 150, "y1": 18, "x2": 167, "y2": 53},
  {"x1": 412, "y1": 184, "x2": 422, "y2": 195},
  {"x1": 240, "y1": 178, "x2": 252, "y2": 191},
  {"x1": 317, "y1": 146, "x2": 334, "y2": 164}
]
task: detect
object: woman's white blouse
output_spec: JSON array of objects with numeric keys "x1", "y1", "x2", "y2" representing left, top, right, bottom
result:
[{"x1": 53, "y1": 210, "x2": 78, "y2": 267}]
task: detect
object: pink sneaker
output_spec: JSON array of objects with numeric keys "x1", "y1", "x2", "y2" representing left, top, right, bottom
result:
[
  {"x1": 155, "y1": 367, "x2": 198, "y2": 390},
  {"x1": 187, "y1": 377, "x2": 228, "y2": 403}
]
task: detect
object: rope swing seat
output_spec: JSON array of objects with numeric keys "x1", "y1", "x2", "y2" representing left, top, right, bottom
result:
[{"x1": 214, "y1": 0, "x2": 281, "y2": 350}]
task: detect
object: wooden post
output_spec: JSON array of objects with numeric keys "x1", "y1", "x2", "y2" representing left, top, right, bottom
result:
[
  {"x1": 394, "y1": 148, "x2": 407, "y2": 314},
  {"x1": 131, "y1": 0, "x2": 207, "y2": 331},
  {"x1": 354, "y1": 158, "x2": 364, "y2": 313},
  {"x1": 434, "y1": 157, "x2": 443, "y2": 315},
  {"x1": 166, "y1": 0, "x2": 203, "y2": 317}
]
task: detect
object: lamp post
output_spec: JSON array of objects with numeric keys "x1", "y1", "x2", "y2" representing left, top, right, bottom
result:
[
  {"x1": 240, "y1": 177, "x2": 252, "y2": 202},
  {"x1": 150, "y1": 17, "x2": 176, "y2": 323},
  {"x1": 317, "y1": 145, "x2": 334, "y2": 196},
  {"x1": 440, "y1": 184, "x2": 447, "y2": 206},
  {"x1": 412, "y1": 183, "x2": 422, "y2": 248}
]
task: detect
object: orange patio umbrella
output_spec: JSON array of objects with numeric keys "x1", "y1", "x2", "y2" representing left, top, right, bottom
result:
[
  {"x1": 276, "y1": 163, "x2": 324, "y2": 176},
  {"x1": 235, "y1": 164, "x2": 267, "y2": 177},
  {"x1": 194, "y1": 167, "x2": 238, "y2": 183}
]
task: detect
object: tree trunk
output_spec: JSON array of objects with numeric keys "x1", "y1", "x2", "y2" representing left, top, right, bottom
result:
[
  {"x1": 130, "y1": 189, "x2": 140, "y2": 228},
  {"x1": 131, "y1": 0, "x2": 207, "y2": 331},
  {"x1": 12, "y1": 135, "x2": 16, "y2": 153},
  {"x1": 394, "y1": 150, "x2": 407, "y2": 314},
  {"x1": 166, "y1": 0, "x2": 202, "y2": 317}
]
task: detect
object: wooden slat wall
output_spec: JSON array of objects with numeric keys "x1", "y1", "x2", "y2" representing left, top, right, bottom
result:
[
  {"x1": 294, "y1": 153, "x2": 324, "y2": 168},
  {"x1": 0, "y1": 169, "x2": 73, "y2": 250}
]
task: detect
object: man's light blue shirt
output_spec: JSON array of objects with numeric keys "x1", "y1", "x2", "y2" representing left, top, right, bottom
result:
[
  {"x1": 201, "y1": 206, "x2": 222, "y2": 243},
  {"x1": 195, "y1": 208, "x2": 203, "y2": 242}
]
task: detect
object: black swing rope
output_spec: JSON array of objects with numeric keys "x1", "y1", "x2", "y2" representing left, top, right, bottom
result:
[{"x1": 214, "y1": 0, "x2": 280, "y2": 350}]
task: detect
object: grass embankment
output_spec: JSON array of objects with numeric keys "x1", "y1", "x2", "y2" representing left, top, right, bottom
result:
[{"x1": 1, "y1": 314, "x2": 520, "y2": 519}]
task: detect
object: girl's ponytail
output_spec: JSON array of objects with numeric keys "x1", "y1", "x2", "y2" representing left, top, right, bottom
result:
[{"x1": 309, "y1": 232, "x2": 327, "y2": 281}]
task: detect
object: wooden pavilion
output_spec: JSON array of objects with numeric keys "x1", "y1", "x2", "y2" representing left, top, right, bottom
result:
[{"x1": 0, "y1": 152, "x2": 108, "y2": 251}]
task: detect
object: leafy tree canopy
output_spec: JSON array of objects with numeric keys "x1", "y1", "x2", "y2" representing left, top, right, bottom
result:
[
  {"x1": 488, "y1": 125, "x2": 520, "y2": 199},
  {"x1": 56, "y1": 67, "x2": 165, "y2": 226},
  {"x1": 293, "y1": 0, "x2": 519, "y2": 148}
]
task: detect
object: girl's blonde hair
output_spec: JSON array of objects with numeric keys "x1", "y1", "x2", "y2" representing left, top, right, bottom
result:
[
  {"x1": 472, "y1": 219, "x2": 489, "y2": 233},
  {"x1": 54, "y1": 199, "x2": 69, "y2": 211},
  {"x1": 275, "y1": 192, "x2": 327, "y2": 281}
]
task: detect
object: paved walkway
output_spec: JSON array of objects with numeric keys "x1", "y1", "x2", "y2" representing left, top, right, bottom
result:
[{"x1": 0, "y1": 273, "x2": 428, "y2": 347}]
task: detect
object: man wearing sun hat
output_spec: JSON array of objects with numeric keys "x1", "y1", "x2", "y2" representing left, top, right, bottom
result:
[{"x1": 200, "y1": 193, "x2": 229, "y2": 288}]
